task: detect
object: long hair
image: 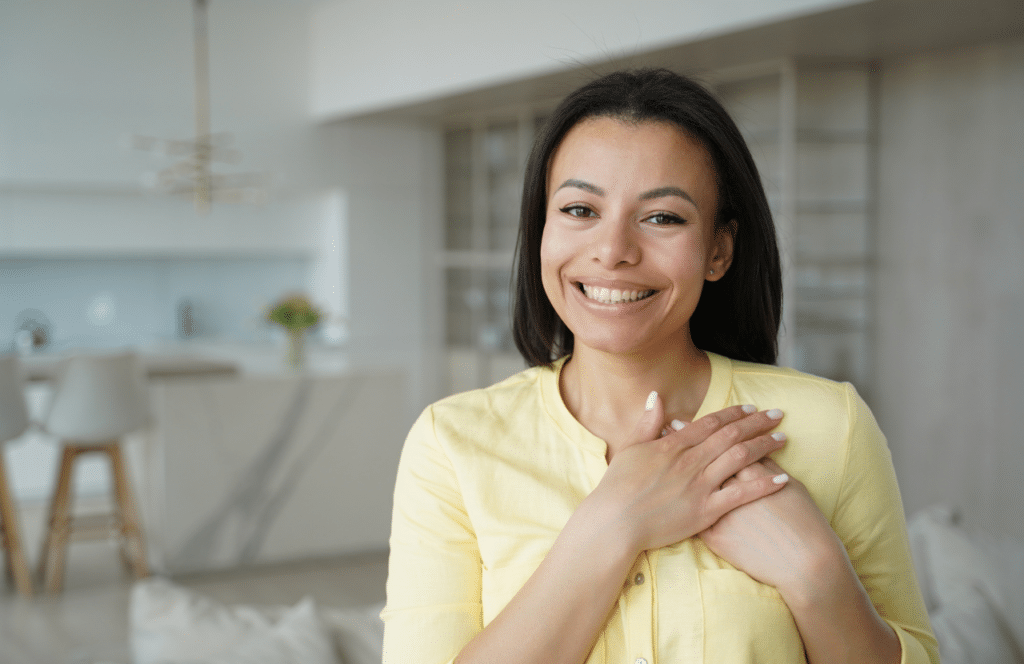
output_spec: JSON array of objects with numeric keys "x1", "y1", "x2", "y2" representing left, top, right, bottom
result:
[{"x1": 511, "y1": 68, "x2": 782, "y2": 367}]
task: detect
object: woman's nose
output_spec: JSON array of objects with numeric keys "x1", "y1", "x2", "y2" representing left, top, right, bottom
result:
[{"x1": 591, "y1": 218, "x2": 640, "y2": 268}]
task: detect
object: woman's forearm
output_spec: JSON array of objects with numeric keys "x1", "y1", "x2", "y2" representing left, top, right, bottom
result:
[
  {"x1": 782, "y1": 547, "x2": 901, "y2": 664},
  {"x1": 455, "y1": 499, "x2": 638, "y2": 664}
]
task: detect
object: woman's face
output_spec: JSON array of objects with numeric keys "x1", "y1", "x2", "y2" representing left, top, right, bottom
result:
[{"x1": 540, "y1": 117, "x2": 734, "y2": 358}]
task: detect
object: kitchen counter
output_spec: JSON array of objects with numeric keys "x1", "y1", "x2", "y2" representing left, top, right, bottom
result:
[
  {"x1": 138, "y1": 367, "x2": 408, "y2": 574},
  {"x1": 9, "y1": 344, "x2": 411, "y2": 572},
  {"x1": 19, "y1": 352, "x2": 240, "y2": 382},
  {"x1": 15, "y1": 339, "x2": 375, "y2": 381}
]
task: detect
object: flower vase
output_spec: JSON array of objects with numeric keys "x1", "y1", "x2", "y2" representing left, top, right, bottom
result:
[{"x1": 286, "y1": 329, "x2": 307, "y2": 369}]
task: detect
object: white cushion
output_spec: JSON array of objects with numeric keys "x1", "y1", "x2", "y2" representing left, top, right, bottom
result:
[
  {"x1": 130, "y1": 578, "x2": 337, "y2": 664},
  {"x1": 207, "y1": 597, "x2": 337, "y2": 664},
  {"x1": 930, "y1": 585, "x2": 1024, "y2": 664},
  {"x1": 908, "y1": 505, "x2": 1024, "y2": 661},
  {"x1": 320, "y1": 604, "x2": 385, "y2": 664},
  {"x1": 907, "y1": 505, "x2": 1002, "y2": 611}
]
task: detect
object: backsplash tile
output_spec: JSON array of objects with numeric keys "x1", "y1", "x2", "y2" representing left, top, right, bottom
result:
[{"x1": 0, "y1": 257, "x2": 310, "y2": 352}]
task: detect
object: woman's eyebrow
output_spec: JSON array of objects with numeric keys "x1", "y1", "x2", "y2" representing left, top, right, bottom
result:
[
  {"x1": 555, "y1": 180, "x2": 698, "y2": 210},
  {"x1": 638, "y1": 186, "x2": 698, "y2": 208},
  {"x1": 554, "y1": 179, "x2": 604, "y2": 196}
]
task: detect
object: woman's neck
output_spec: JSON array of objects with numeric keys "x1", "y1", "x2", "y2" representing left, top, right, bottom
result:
[{"x1": 560, "y1": 341, "x2": 712, "y2": 459}]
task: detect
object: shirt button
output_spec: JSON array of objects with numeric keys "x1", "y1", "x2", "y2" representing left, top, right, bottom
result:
[
  {"x1": 635, "y1": 658, "x2": 648, "y2": 664},
  {"x1": 634, "y1": 573, "x2": 645, "y2": 585}
]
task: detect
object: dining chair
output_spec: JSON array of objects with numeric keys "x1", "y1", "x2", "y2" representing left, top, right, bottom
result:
[
  {"x1": 0, "y1": 355, "x2": 34, "y2": 597},
  {"x1": 38, "y1": 351, "x2": 151, "y2": 593}
]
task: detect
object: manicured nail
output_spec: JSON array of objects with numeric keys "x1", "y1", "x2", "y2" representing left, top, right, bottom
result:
[
  {"x1": 645, "y1": 390, "x2": 658, "y2": 411},
  {"x1": 772, "y1": 473, "x2": 789, "y2": 485},
  {"x1": 771, "y1": 432, "x2": 787, "y2": 442},
  {"x1": 766, "y1": 408, "x2": 784, "y2": 420},
  {"x1": 741, "y1": 404, "x2": 757, "y2": 414},
  {"x1": 670, "y1": 419, "x2": 685, "y2": 430}
]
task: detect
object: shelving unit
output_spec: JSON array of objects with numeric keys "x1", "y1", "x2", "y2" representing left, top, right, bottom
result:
[
  {"x1": 715, "y1": 60, "x2": 879, "y2": 396},
  {"x1": 441, "y1": 114, "x2": 541, "y2": 394}
]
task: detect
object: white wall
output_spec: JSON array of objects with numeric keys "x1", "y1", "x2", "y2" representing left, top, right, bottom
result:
[
  {"x1": 0, "y1": 0, "x2": 444, "y2": 412},
  {"x1": 315, "y1": 117, "x2": 445, "y2": 411},
  {"x1": 309, "y1": 0, "x2": 868, "y2": 120},
  {"x1": 875, "y1": 38, "x2": 1024, "y2": 538},
  {"x1": 0, "y1": 0, "x2": 325, "y2": 255}
]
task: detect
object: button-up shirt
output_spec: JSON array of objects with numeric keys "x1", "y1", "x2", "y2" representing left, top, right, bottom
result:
[{"x1": 382, "y1": 353, "x2": 938, "y2": 663}]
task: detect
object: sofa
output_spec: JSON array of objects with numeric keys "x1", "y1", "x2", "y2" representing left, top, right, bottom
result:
[{"x1": 126, "y1": 504, "x2": 1024, "y2": 664}]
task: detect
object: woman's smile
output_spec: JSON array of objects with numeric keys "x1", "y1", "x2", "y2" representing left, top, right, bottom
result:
[{"x1": 577, "y1": 283, "x2": 656, "y2": 304}]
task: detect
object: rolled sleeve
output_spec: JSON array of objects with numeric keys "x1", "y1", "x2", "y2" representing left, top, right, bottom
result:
[
  {"x1": 832, "y1": 384, "x2": 940, "y2": 664},
  {"x1": 382, "y1": 407, "x2": 483, "y2": 664}
]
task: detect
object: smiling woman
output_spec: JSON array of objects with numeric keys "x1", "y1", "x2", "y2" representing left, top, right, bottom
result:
[
  {"x1": 382, "y1": 69, "x2": 939, "y2": 664},
  {"x1": 540, "y1": 118, "x2": 730, "y2": 377}
]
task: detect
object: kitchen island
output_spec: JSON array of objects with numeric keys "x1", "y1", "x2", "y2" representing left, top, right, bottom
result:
[
  {"x1": 140, "y1": 366, "x2": 405, "y2": 574},
  {"x1": 14, "y1": 345, "x2": 407, "y2": 575}
]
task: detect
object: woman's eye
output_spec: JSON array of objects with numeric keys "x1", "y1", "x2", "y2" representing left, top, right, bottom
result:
[
  {"x1": 645, "y1": 212, "x2": 686, "y2": 225},
  {"x1": 560, "y1": 205, "x2": 596, "y2": 218}
]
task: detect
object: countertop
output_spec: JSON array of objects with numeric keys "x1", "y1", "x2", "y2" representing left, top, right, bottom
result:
[
  {"x1": 20, "y1": 352, "x2": 240, "y2": 381},
  {"x1": 15, "y1": 340, "x2": 391, "y2": 381}
]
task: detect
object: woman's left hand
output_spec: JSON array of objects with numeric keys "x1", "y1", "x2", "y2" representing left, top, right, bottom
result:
[{"x1": 698, "y1": 458, "x2": 848, "y2": 602}]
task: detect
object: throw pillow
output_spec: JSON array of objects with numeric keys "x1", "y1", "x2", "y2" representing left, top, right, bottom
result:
[
  {"x1": 130, "y1": 577, "x2": 337, "y2": 664},
  {"x1": 208, "y1": 597, "x2": 337, "y2": 664},
  {"x1": 930, "y1": 584, "x2": 1024, "y2": 664}
]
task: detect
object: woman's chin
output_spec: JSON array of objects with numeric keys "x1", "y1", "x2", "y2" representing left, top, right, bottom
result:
[{"x1": 571, "y1": 334, "x2": 675, "y2": 360}]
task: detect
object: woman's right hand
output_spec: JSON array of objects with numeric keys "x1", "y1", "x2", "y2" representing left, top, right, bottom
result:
[{"x1": 583, "y1": 394, "x2": 789, "y2": 554}]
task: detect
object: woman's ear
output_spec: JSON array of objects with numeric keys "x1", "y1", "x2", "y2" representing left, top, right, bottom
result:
[{"x1": 706, "y1": 220, "x2": 737, "y2": 282}]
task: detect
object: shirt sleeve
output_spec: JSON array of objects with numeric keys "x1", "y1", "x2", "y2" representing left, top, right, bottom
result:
[
  {"x1": 831, "y1": 384, "x2": 940, "y2": 664},
  {"x1": 381, "y1": 406, "x2": 483, "y2": 664}
]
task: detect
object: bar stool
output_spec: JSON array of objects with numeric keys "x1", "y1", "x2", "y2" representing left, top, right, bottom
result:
[
  {"x1": 38, "y1": 352, "x2": 151, "y2": 593},
  {"x1": 0, "y1": 355, "x2": 34, "y2": 597}
]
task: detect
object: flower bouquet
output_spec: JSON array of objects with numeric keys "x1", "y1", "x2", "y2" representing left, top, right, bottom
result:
[{"x1": 266, "y1": 294, "x2": 321, "y2": 368}]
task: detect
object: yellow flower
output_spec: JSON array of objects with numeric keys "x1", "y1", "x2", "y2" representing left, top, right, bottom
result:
[{"x1": 267, "y1": 294, "x2": 321, "y2": 331}]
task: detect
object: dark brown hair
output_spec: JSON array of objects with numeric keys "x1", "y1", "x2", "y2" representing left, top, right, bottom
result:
[{"x1": 512, "y1": 68, "x2": 782, "y2": 366}]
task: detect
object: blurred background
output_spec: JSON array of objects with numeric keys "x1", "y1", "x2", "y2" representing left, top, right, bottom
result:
[{"x1": 0, "y1": 0, "x2": 1021, "y2": 608}]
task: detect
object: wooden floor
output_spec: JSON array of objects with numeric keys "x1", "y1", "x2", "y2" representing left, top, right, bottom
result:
[{"x1": 0, "y1": 499, "x2": 388, "y2": 664}]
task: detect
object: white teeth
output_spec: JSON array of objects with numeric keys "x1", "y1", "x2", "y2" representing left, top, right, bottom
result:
[{"x1": 580, "y1": 284, "x2": 654, "y2": 304}]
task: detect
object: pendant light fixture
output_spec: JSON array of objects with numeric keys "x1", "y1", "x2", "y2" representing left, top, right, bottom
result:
[{"x1": 131, "y1": 0, "x2": 267, "y2": 213}]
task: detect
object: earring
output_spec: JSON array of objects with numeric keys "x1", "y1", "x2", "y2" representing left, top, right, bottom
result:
[{"x1": 708, "y1": 269, "x2": 715, "y2": 275}]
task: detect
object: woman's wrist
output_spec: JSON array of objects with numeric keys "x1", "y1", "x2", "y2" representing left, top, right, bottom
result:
[
  {"x1": 770, "y1": 532, "x2": 851, "y2": 610},
  {"x1": 572, "y1": 491, "x2": 645, "y2": 565},
  {"x1": 777, "y1": 538, "x2": 902, "y2": 664},
  {"x1": 777, "y1": 535, "x2": 855, "y2": 612}
]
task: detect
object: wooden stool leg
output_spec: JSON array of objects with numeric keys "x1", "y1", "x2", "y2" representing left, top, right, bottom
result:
[
  {"x1": 39, "y1": 446, "x2": 78, "y2": 593},
  {"x1": 0, "y1": 454, "x2": 33, "y2": 597},
  {"x1": 38, "y1": 442, "x2": 150, "y2": 592},
  {"x1": 107, "y1": 443, "x2": 149, "y2": 579}
]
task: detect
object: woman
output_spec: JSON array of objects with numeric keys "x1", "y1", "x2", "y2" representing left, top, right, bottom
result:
[{"x1": 383, "y1": 69, "x2": 938, "y2": 664}]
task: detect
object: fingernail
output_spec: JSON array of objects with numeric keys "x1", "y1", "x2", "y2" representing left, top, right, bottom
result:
[
  {"x1": 771, "y1": 432, "x2": 787, "y2": 442},
  {"x1": 772, "y1": 473, "x2": 789, "y2": 485},
  {"x1": 645, "y1": 390, "x2": 658, "y2": 411},
  {"x1": 660, "y1": 428, "x2": 669, "y2": 437},
  {"x1": 766, "y1": 408, "x2": 784, "y2": 420},
  {"x1": 741, "y1": 404, "x2": 756, "y2": 414},
  {"x1": 670, "y1": 419, "x2": 685, "y2": 430}
]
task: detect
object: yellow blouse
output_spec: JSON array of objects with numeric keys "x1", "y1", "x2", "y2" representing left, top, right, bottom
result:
[{"x1": 382, "y1": 353, "x2": 939, "y2": 663}]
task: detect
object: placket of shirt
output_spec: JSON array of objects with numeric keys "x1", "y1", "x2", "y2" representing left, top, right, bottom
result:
[
  {"x1": 620, "y1": 546, "x2": 656, "y2": 664},
  {"x1": 577, "y1": 422, "x2": 658, "y2": 664}
]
